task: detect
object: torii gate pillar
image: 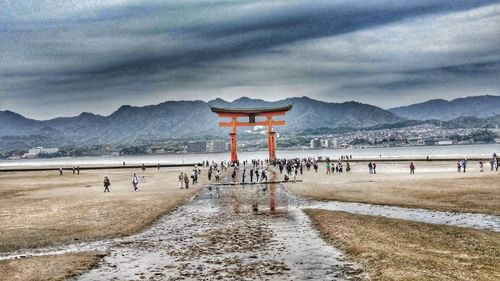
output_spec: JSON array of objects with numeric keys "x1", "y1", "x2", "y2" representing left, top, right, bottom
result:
[{"x1": 267, "y1": 116, "x2": 277, "y2": 161}]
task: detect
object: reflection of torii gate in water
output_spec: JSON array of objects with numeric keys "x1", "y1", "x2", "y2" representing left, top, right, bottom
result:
[{"x1": 211, "y1": 105, "x2": 293, "y2": 162}]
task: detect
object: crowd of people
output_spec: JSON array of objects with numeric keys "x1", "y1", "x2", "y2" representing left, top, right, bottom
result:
[
  {"x1": 455, "y1": 154, "x2": 500, "y2": 173},
  {"x1": 487, "y1": 153, "x2": 500, "y2": 172},
  {"x1": 53, "y1": 152, "x2": 500, "y2": 192},
  {"x1": 99, "y1": 152, "x2": 499, "y2": 192}
]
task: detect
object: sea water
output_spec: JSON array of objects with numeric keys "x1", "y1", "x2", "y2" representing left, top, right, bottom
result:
[{"x1": 0, "y1": 143, "x2": 499, "y2": 168}]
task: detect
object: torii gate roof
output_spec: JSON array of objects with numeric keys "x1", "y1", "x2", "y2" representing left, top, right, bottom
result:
[{"x1": 210, "y1": 104, "x2": 292, "y2": 115}]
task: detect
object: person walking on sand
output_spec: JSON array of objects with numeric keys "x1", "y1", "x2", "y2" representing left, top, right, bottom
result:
[
  {"x1": 255, "y1": 168, "x2": 260, "y2": 182},
  {"x1": 178, "y1": 172, "x2": 184, "y2": 189},
  {"x1": 103, "y1": 176, "x2": 111, "y2": 192},
  {"x1": 242, "y1": 168, "x2": 246, "y2": 183},
  {"x1": 142, "y1": 163, "x2": 146, "y2": 172},
  {"x1": 462, "y1": 159, "x2": 467, "y2": 173},
  {"x1": 326, "y1": 161, "x2": 331, "y2": 174},
  {"x1": 215, "y1": 170, "x2": 220, "y2": 182},
  {"x1": 191, "y1": 170, "x2": 196, "y2": 185},
  {"x1": 231, "y1": 169, "x2": 237, "y2": 182},
  {"x1": 132, "y1": 173, "x2": 139, "y2": 191},
  {"x1": 490, "y1": 158, "x2": 495, "y2": 171},
  {"x1": 157, "y1": 163, "x2": 160, "y2": 170},
  {"x1": 368, "y1": 162, "x2": 373, "y2": 174},
  {"x1": 77, "y1": 166, "x2": 80, "y2": 175},
  {"x1": 409, "y1": 162, "x2": 415, "y2": 175},
  {"x1": 250, "y1": 168, "x2": 254, "y2": 183},
  {"x1": 261, "y1": 169, "x2": 267, "y2": 182},
  {"x1": 457, "y1": 161, "x2": 461, "y2": 173},
  {"x1": 72, "y1": 166, "x2": 76, "y2": 175},
  {"x1": 184, "y1": 173, "x2": 189, "y2": 189},
  {"x1": 479, "y1": 160, "x2": 484, "y2": 172},
  {"x1": 59, "y1": 168, "x2": 63, "y2": 176},
  {"x1": 372, "y1": 162, "x2": 377, "y2": 174}
]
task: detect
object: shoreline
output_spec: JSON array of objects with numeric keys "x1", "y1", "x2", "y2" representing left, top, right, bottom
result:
[
  {"x1": 0, "y1": 163, "x2": 199, "y2": 173},
  {"x1": 1, "y1": 157, "x2": 497, "y2": 172}
]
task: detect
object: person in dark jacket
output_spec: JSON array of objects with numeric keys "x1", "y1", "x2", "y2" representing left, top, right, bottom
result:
[
  {"x1": 103, "y1": 176, "x2": 111, "y2": 192},
  {"x1": 184, "y1": 173, "x2": 189, "y2": 189}
]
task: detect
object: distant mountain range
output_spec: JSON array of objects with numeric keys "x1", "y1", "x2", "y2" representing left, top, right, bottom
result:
[
  {"x1": 0, "y1": 97, "x2": 403, "y2": 150},
  {"x1": 1, "y1": 95, "x2": 498, "y2": 151},
  {"x1": 389, "y1": 95, "x2": 500, "y2": 121}
]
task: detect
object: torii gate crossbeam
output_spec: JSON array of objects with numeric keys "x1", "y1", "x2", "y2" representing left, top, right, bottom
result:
[{"x1": 211, "y1": 105, "x2": 292, "y2": 162}]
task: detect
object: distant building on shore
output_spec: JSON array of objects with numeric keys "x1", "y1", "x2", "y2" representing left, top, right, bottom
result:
[
  {"x1": 424, "y1": 139, "x2": 436, "y2": 146},
  {"x1": 331, "y1": 138, "x2": 339, "y2": 148},
  {"x1": 207, "y1": 140, "x2": 228, "y2": 153},
  {"x1": 320, "y1": 139, "x2": 329, "y2": 148},
  {"x1": 187, "y1": 141, "x2": 207, "y2": 153},
  {"x1": 437, "y1": 140, "x2": 456, "y2": 146},
  {"x1": 310, "y1": 138, "x2": 321, "y2": 149},
  {"x1": 23, "y1": 147, "x2": 59, "y2": 158}
]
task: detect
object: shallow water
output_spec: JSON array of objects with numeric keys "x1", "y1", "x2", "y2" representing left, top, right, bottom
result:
[
  {"x1": 306, "y1": 200, "x2": 500, "y2": 232},
  {"x1": 76, "y1": 180, "x2": 366, "y2": 280}
]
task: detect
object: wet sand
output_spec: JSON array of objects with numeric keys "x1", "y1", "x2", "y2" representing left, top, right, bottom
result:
[
  {"x1": 279, "y1": 161, "x2": 500, "y2": 215},
  {"x1": 76, "y1": 181, "x2": 367, "y2": 280},
  {"x1": 0, "y1": 167, "x2": 210, "y2": 253},
  {"x1": 1, "y1": 161, "x2": 499, "y2": 280},
  {"x1": 0, "y1": 252, "x2": 102, "y2": 281},
  {"x1": 307, "y1": 209, "x2": 500, "y2": 281}
]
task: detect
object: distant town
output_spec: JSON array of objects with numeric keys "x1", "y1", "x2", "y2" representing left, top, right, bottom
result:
[{"x1": 3, "y1": 124, "x2": 499, "y2": 160}]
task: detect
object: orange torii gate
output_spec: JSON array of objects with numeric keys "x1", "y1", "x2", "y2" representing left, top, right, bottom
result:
[{"x1": 211, "y1": 105, "x2": 293, "y2": 162}]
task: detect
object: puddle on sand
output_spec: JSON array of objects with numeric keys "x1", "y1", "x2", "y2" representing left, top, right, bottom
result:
[
  {"x1": 303, "y1": 196, "x2": 500, "y2": 232},
  {"x1": 77, "y1": 178, "x2": 366, "y2": 281}
]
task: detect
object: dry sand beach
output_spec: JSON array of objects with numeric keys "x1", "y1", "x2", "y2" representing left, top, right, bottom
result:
[
  {"x1": 0, "y1": 166, "x2": 212, "y2": 280},
  {"x1": 0, "y1": 167, "x2": 209, "y2": 252},
  {"x1": 306, "y1": 209, "x2": 500, "y2": 281}
]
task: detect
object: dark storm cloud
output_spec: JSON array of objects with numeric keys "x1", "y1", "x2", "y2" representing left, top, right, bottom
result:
[
  {"x1": 371, "y1": 60, "x2": 500, "y2": 90},
  {"x1": 0, "y1": 0, "x2": 499, "y2": 118},
  {"x1": 439, "y1": 61, "x2": 500, "y2": 75}
]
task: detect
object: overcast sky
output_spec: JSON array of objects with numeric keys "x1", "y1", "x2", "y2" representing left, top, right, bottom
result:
[{"x1": 1, "y1": 0, "x2": 499, "y2": 119}]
